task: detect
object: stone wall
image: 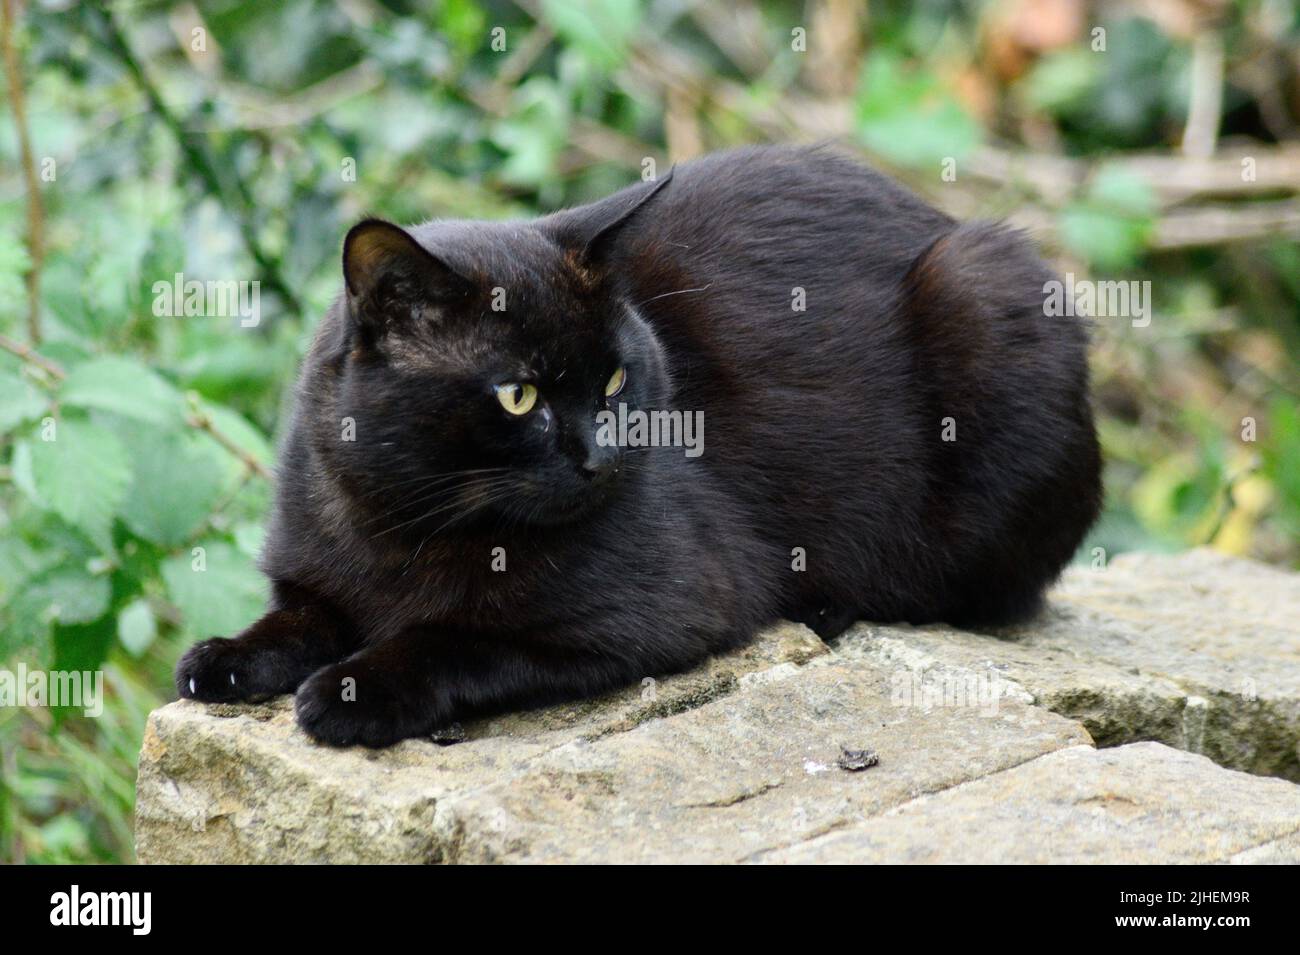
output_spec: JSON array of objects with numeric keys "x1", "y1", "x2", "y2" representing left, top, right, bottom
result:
[{"x1": 134, "y1": 550, "x2": 1300, "y2": 863}]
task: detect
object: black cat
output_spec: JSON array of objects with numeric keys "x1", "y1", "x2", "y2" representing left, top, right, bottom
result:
[{"x1": 176, "y1": 144, "x2": 1101, "y2": 747}]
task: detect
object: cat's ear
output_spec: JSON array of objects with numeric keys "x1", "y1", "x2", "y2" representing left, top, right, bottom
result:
[
  {"x1": 554, "y1": 169, "x2": 675, "y2": 267},
  {"x1": 342, "y1": 219, "x2": 473, "y2": 333}
]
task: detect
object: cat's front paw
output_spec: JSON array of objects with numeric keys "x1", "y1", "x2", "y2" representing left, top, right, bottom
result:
[
  {"x1": 175, "y1": 637, "x2": 295, "y2": 703},
  {"x1": 294, "y1": 659, "x2": 444, "y2": 748}
]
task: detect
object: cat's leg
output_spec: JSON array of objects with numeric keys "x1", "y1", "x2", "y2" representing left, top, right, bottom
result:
[
  {"x1": 176, "y1": 582, "x2": 360, "y2": 703},
  {"x1": 294, "y1": 628, "x2": 650, "y2": 748}
]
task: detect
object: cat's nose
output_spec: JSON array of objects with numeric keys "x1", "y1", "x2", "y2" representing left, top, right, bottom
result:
[{"x1": 580, "y1": 448, "x2": 619, "y2": 483}]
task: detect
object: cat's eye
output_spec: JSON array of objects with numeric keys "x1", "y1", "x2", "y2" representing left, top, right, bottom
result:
[
  {"x1": 604, "y1": 366, "x2": 627, "y2": 398},
  {"x1": 496, "y1": 382, "x2": 538, "y2": 416}
]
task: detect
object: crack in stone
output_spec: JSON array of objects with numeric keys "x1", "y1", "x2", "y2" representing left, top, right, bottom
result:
[
  {"x1": 679, "y1": 780, "x2": 783, "y2": 809},
  {"x1": 1037, "y1": 675, "x2": 1300, "y2": 782}
]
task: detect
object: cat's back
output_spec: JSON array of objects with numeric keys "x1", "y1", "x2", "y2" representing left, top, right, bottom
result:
[
  {"x1": 598, "y1": 145, "x2": 953, "y2": 389},
  {"x1": 597, "y1": 145, "x2": 1099, "y2": 625},
  {"x1": 592, "y1": 145, "x2": 950, "y2": 484},
  {"x1": 621, "y1": 144, "x2": 951, "y2": 278}
]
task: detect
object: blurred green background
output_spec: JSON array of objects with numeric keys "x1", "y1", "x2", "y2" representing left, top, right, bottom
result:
[{"x1": 1, "y1": 0, "x2": 1297, "y2": 863}]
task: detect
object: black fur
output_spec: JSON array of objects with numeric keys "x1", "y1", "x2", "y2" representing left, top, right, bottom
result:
[{"x1": 175, "y1": 145, "x2": 1101, "y2": 747}]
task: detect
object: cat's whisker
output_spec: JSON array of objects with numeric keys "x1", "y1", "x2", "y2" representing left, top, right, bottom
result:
[
  {"x1": 634, "y1": 284, "x2": 712, "y2": 308},
  {"x1": 369, "y1": 478, "x2": 523, "y2": 540},
  {"x1": 425, "y1": 485, "x2": 530, "y2": 538},
  {"x1": 356, "y1": 466, "x2": 512, "y2": 502},
  {"x1": 358, "y1": 473, "x2": 517, "y2": 528},
  {"x1": 368, "y1": 489, "x2": 512, "y2": 540}
]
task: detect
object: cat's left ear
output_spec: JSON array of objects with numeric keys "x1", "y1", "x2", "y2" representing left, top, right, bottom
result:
[{"x1": 552, "y1": 168, "x2": 675, "y2": 267}]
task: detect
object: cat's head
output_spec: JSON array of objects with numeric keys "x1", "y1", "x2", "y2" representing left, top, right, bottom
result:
[{"x1": 316, "y1": 175, "x2": 674, "y2": 538}]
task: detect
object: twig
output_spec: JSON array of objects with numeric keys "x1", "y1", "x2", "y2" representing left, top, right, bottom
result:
[
  {"x1": 687, "y1": 0, "x2": 771, "y2": 79},
  {"x1": 1, "y1": 739, "x2": 21, "y2": 864},
  {"x1": 625, "y1": 44, "x2": 1300, "y2": 204},
  {"x1": 186, "y1": 465, "x2": 257, "y2": 547},
  {"x1": 493, "y1": 20, "x2": 553, "y2": 90},
  {"x1": 1152, "y1": 197, "x2": 1300, "y2": 248},
  {"x1": 996, "y1": 199, "x2": 1300, "y2": 251},
  {"x1": 89, "y1": 6, "x2": 303, "y2": 315},
  {"x1": 0, "y1": 331, "x2": 64, "y2": 379},
  {"x1": 966, "y1": 144, "x2": 1300, "y2": 205},
  {"x1": 620, "y1": 39, "x2": 1300, "y2": 248},
  {"x1": 459, "y1": 80, "x2": 654, "y2": 172},
  {"x1": 0, "y1": 0, "x2": 45, "y2": 343},
  {"x1": 1182, "y1": 30, "x2": 1224, "y2": 159},
  {"x1": 185, "y1": 400, "x2": 273, "y2": 481},
  {"x1": 184, "y1": 62, "x2": 385, "y2": 132}
]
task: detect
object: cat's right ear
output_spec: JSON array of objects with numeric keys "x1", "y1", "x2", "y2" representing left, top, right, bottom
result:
[{"x1": 342, "y1": 219, "x2": 473, "y2": 338}]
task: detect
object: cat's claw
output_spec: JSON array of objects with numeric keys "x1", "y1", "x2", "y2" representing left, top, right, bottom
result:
[{"x1": 175, "y1": 636, "x2": 293, "y2": 703}]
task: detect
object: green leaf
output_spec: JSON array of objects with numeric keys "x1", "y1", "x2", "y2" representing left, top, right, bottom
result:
[
  {"x1": 11, "y1": 417, "x2": 132, "y2": 551},
  {"x1": 162, "y1": 539, "x2": 265, "y2": 639},
  {"x1": 491, "y1": 78, "x2": 571, "y2": 188},
  {"x1": 1089, "y1": 166, "x2": 1159, "y2": 216},
  {"x1": 233, "y1": 522, "x2": 266, "y2": 559},
  {"x1": 0, "y1": 535, "x2": 60, "y2": 611},
  {"x1": 1261, "y1": 398, "x2": 1300, "y2": 536},
  {"x1": 540, "y1": 0, "x2": 641, "y2": 70},
  {"x1": 855, "y1": 54, "x2": 982, "y2": 168},
  {"x1": 37, "y1": 816, "x2": 91, "y2": 860},
  {"x1": 1059, "y1": 167, "x2": 1157, "y2": 270},
  {"x1": 60, "y1": 356, "x2": 187, "y2": 427},
  {"x1": 115, "y1": 420, "x2": 227, "y2": 547},
  {"x1": 116, "y1": 598, "x2": 158, "y2": 657},
  {"x1": 29, "y1": 568, "x2": 112, "y2": 624},
  {"x1": 3, "y1": 565, "x2": 111, "y2": 658},
  {"x1": 437, "y1": 0, "x2": 488, "y2": 53},
  {"x1": 52, "y1": 614, "x2": 117, "y2": 677},
  {"x1": 0, "y1": 228, "x2": 32, "y2": 319},
  {"x1": 1019, "y1": 48, "x2": 1100, "y2": 113},
  {"x1": 0, "y1": 370, "x2": 47, "y2": 432}
]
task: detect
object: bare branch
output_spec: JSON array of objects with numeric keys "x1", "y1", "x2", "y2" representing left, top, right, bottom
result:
[
  {"x1": 185, "y1": 399, "x2": 273, "y2": 482},
  {"x1": 0, "y1": 331, "x2": 64, "y2": 380},
  {"x1": 90, "y1": 6, "x2": 303, "y2": 316},
  {"x1": 0, "y1": 0, "x2": 45, "y2": 343}
]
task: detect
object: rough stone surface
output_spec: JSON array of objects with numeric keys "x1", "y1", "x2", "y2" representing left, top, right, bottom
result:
[
  {"x1": 135, "y1": 550, "x2": 1300, "y2": 864},
  {"x1": 761, "y1": 744, "x2": 1300, "y2": 864},
  {"x1": 427, "y1": 661, "x2": 1086, "y2": 863},
  {"x1": 836, "y1": 549, "x2": 1300, "y2": 780}
]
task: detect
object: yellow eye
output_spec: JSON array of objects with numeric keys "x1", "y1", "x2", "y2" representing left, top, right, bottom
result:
[
  {"x1": 604, "y1": 366, "x2": 627, "y2": 398},
  {"x1": 495, "y1": 382, "x2": 538, "y2": 415}
]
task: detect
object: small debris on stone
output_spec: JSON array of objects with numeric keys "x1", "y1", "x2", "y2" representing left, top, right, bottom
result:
[
  {"x1": 429, "y1": 722, "x2": 467, "y2": 746},
  {"x1": 836, "y1": 745, "x2": 879, "y2": 772}
]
